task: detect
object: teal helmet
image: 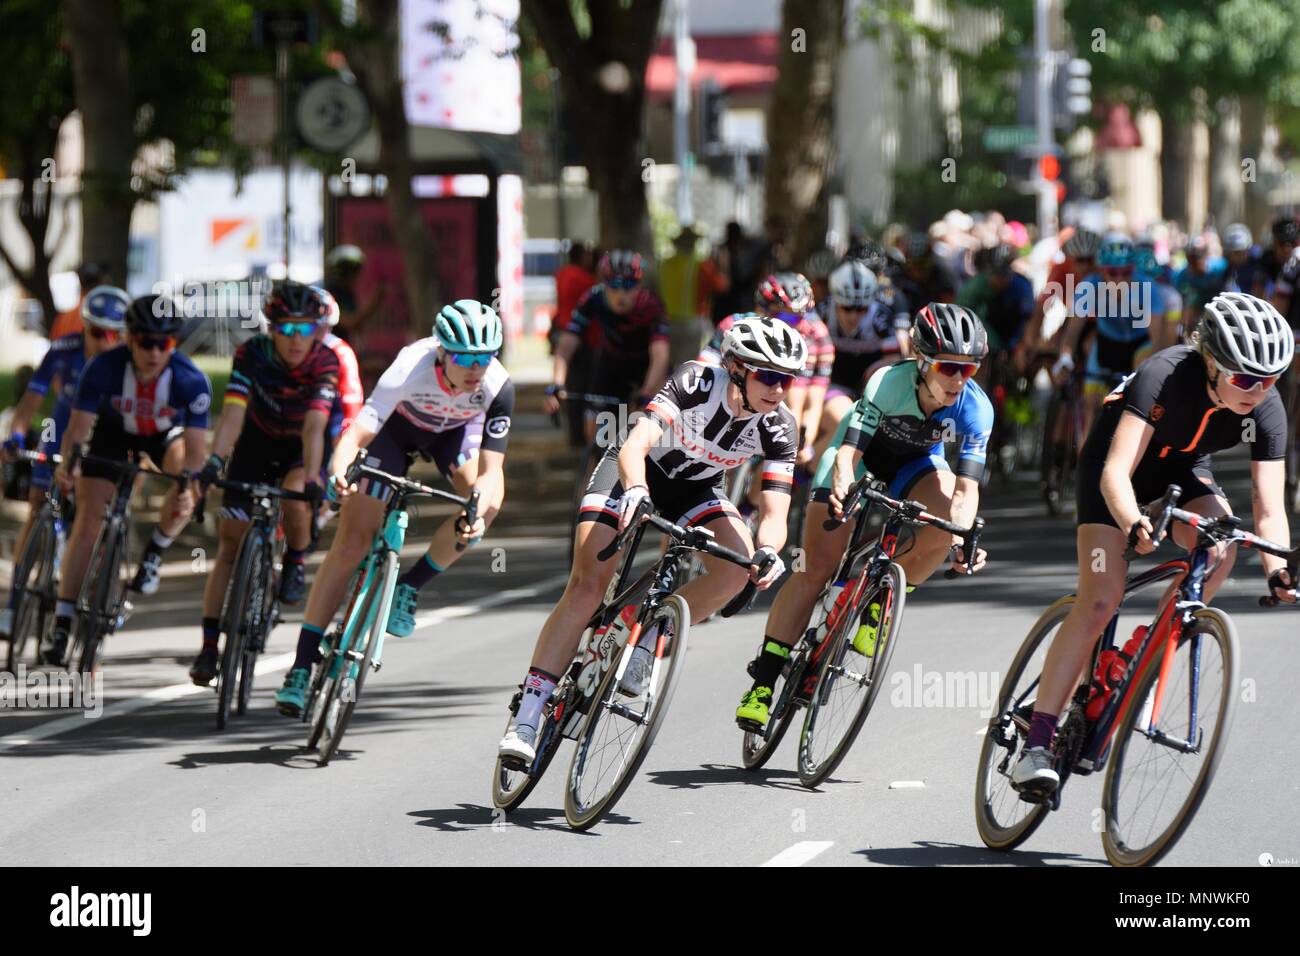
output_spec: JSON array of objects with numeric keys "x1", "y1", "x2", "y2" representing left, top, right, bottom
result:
[
  {"x1": 434, "y1": 299, "x2": 502, "y2": 354},
  {"x1": 1097, "y1": 234, "x2": 1134, "y2": 269}
]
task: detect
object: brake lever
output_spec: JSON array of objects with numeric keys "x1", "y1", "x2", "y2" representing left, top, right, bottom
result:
[
  {"x1": 943, "y1": 516, "x2": 985, "y2": 580},
  {"x1": 454, "y1": 489, "x2": 482, "y2": 552}
]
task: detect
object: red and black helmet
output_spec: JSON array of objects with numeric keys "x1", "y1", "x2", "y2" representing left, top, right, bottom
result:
[
  {"x1": 597, "y1": 250, "x2": 645, "y2": 286},
  {"x1": 260, "y1": 280, "x2": 333, "y2": 326},
  {"x1": 754, "y1": 274, "x2": 794, "y2": 313}
]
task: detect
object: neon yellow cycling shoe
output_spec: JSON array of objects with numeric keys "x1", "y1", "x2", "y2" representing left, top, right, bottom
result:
[
  {"x1": 735, "y1": 686, "x2": 773, "y2": 731},
  {"x1": 852, "y1": 603, "x2": 880, "y2": 657}
]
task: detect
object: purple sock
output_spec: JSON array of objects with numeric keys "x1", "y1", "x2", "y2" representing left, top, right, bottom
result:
[{"x1": 1025, "y1": 711, "x2": 1058, "y2": 751}]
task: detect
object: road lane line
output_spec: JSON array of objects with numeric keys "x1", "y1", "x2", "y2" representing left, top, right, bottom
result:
[
  {"x1": 0, "y1": 572, "x2": 571, "y2": 750},
  {"x1": 889, "y1": 780, "x2": 925, "y2": 789},
  {"x1": 761, "y1": 841, "x2": 835, "y2": 867}
]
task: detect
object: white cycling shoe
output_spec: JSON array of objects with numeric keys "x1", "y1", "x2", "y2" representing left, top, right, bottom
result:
[
  {"x1": 498, "y1": 726, "x2": 537, "y2": 767},
  {"x1": 1011, "y1": 746, "x2": 1060, "y2": 793}
]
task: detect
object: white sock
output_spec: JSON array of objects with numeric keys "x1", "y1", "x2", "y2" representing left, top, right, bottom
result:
[{"x1": 515, "y1": 670, "x2": 556, "y2": 733}]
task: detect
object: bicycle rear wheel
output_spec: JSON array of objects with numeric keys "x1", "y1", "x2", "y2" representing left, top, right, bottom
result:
[
  {"x1": 1101, "y1": 608, "x2": 1237, "y2": 867},
  {"x1": 491, "y1": 691, "x2": 567, "y2": 812},
  {"x1": 973, "y1": 596, "x2": 1070, "y2": 851},
  {"x1": 797, "y1": 564, "x2": 906, "y2": 788},
  {"x1": 7, "y1": 509, "x2": 54, "y2": 673},
  {"x1": 565, "y1": 594, "x2": 691, "y2": 830}
]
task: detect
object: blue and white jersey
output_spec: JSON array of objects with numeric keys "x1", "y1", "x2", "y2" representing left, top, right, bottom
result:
[{"x1": 74, "y1": 345, "x2": 212, "y2": 435}]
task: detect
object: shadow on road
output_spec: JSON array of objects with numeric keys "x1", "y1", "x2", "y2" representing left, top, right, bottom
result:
[
  {"x1": 643, "y1": 762, "x2": 840, "y2": 792},
  {"x1": 409, "y1": 802, "x2": 637, "y2": 834},
  {"x1": 852, "y1": 841, "x2": 1102, "y2": 866}
]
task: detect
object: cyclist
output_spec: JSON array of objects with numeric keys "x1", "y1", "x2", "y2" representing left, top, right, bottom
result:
[
  {"x1": 894, "y1": 232, "x2": 957, "y2": 313},
  {"x1": 736, "y1": 303, "x2": 991, "y2": 729},
  {"x1": 542, "y1": 251, "x2": 669, "y2": 442},
  {"x1": 274, "y1": 300, "x2": 511, "y2": 715},
  {"x1": 43, "y1": 294, "x2": 212, "y2": 664},
  {"x1": 187, "y1": 282, "x2": 341, "y2": 686},
  {"x1": 0, "y1": 286, "x2": 127, "y2": 642},
  {"x1": 1262, "y1": 217, "x2": 1299, "y2": 300},
  {"x1": 1175, "y1": 235, "x2": 1227, "y2": 318},
  {"x1": 1222, "y1": 223, "x2": 1262, "y2": 297},
  {"x1": 499, "y1": 317, "x2": 805, "y2": 765},
  {"x1": 1011, "y1": 292, "x2": 1297, "y2": 794},
  {"x1": 956, "y1": 244, "x2": 1034, "y2": 357}
]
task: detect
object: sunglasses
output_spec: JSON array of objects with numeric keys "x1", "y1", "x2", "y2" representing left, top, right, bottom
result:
[
  {"x1": 88, "y1": 326, "x2": 120, "y2": 341},
  {"x1": 606, "y1": 278, "x2": 640, "y2": 291},
  {"x1": 1212, "y1": 357, "x2": 1278, "y2": 392},
  {"x1": 922, "y1": 356, "x2": 980, "y2": 379},
  {"x1": 273, "y1": 321, "x2": 318, "y2": 338},
  {"x1": 837, "y1": 303, "x2": 869, "y2": 313},
  {"x1": 1102, "y1": 266, "x2": 1134, "y2": 278},
  {"x1": 131, "y1": 334, "x2": 176, "y2": 352},
  {"x1": 743, "y1": 364, "x2": 795, "y2": 388},
  {"x1": 446, "y1": 351, "x2": 494, "y2": 369}
]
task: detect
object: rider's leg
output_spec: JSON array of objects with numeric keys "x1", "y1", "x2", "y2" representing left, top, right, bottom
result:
[{"x1": 673, "y1": 514, "x2": 756, "y2": 620}]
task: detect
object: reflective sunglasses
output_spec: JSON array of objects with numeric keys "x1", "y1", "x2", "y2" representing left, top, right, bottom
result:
[
  {"x1": 131, "y1": 333, "x2": 176, "y2": 352},
  {"x1": 743, "y1": 364, "x2": 795, "y2": 388},
  {"x1": 273, "y1": 321, "x2": 318, "y2": 338},
  {"x1": 88, "y1": 326, "x2": 120, "y2": 341},
  {"x1": 921, "y1": 356, "x2": 980, "y2": 379},
  {"x1": 1212, "y1": 357, "x2": 1278, "y2": 392},
  {"x1": 446, "y1": 351, "x2": 494, "y2": 369},
  {"x1": 606, "y1": 278, "x2": 640, "y2": 291}
]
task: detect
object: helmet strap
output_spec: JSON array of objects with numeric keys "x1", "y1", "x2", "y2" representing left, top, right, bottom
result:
[{"x1": 728, "y1": 368, "x2": 759, "y2": 414}]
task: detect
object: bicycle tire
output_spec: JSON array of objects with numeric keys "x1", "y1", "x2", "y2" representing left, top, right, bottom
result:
[
  {"x1": 797, "y1": 563, "x2": 906, "y2": 788},
  {"x1": 491, "y1": 697, "x2": 567, "y2": 812},
  {"x1": 318, "y1": 550, "x2": 396, "y2": 766},
  {"x1": 564, "y1": 594, "x2": 691, "y2": 830},
  {"x1": 1100, "y1": 608, "x2": 1238, "y2": 867},
  {"x1": 216, "y1": 530, "x2": 257, "y2": 729},
  {"x1": 74, "y1": 517, "x2": 123, "y2": 674},
  {"x1": 7, "y1": 507, "x2": 54, "y2": 673},
  {"x1": 973, "y1": 596, "x2": 1071, "y2": 852},
  {"x1": 237, "y1": 537, "x2": 274, "y2": 716}
]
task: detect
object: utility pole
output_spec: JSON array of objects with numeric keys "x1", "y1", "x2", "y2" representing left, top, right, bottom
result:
[
  {"x1": 673, "y1": 0, "x2": 695, "y2": 226},
  {"x1": 1034, "y1": 0, "x2": 1059, "y2": 238}
]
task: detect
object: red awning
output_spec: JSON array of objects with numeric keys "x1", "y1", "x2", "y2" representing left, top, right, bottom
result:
[{"x1": 645, "y1": 33, "x2": 779, "y2": 97}]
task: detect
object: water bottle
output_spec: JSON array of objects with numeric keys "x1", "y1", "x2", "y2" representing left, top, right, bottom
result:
[{"x1": 1086, "y1": 625, "x2": 1146, "y2": 721}]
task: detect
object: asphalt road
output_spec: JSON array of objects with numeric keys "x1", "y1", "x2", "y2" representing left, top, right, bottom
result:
[{"x1": 2, "y1": 453, "x2": 1297, "y2": 867}]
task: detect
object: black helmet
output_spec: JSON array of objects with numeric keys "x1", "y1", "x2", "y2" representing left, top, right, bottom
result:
[
  {"x1": 125, "y1": 294, "x2": 182, "y2": 336},
  {"x1": 260, "y1": 280, "x2": 333, "y2": 326},
  {"x1": 986, "y1": 244, "x2": 1016, "y2": 273},
  {"x1": 846, "y1": 238, "x2": 889, "y2": 274},
  {"x1": 1272, "y1": 217, "x2": 1300, "y2": 245},
  {"x1": 911, "y1": 302, "x2": 988, "y2": 360}
]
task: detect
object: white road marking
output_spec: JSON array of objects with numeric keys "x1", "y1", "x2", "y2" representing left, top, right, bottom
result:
[
  {"x1": 761, "y1": 841, "x2": 835, "y2": 867},
  {"x1": 889, "y1": 780, "x2": 926, "y2": 789},
  {"x1": 0, "y1": 572, "x2": 571, "y2": 750}
]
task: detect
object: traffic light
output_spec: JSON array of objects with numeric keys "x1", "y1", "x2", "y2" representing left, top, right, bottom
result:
[
  {"x1": 699, "y1": 80, "x2": 725, "y2": 155},
  {"x1": 1064, "y1": 58, "x2": 1091, "y2": 116}
]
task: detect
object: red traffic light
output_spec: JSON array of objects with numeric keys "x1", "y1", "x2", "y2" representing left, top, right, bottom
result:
[{"x1": 1039, "y1": 155, "x2": 1060, "y2": 181}]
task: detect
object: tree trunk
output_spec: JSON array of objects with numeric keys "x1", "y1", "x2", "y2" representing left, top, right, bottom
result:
[
  {"x1": 1208, "y1": 97, "x2": 1243, "y2": 227},
  {"x1": 0, "y1": 125, "x2": 65, "y2": 332},
  {"x1": 344, "y1": 0, "x2": 439, "y2": 335},
  {"x1": 1158, "y1": 109, "x2": 1190, "y2": 227},
  {"x1": 522, "y1": 0, "x2": 663, "y2": 253},
  {"x1": 63, "y1": 0, "x2": 135, "y2": 287},
  {"x1": 1240, "y1": 95, "x2": 1270, "y2": 237},
  {"x1": 763, "y1": 0, "x2": 845, "y2": 267}
]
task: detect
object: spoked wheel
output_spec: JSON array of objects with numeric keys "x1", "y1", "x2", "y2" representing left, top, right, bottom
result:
[
  {"x1": 797, "y1": 564, "x2": 906, "y2": 788},
  {"x1": 304, "y1": 629, "x2": 344, "y2": 750},
  {"x1": 491, "y1": 695, "x2": 567, "y2": 813},
  {"x1": 237, "y1": 546, "x2": 274, "y2": 717},
  {"x1": 7, "y1": 513, "x2": 54, "y2": 673},
  {"x1": 317, "y1": 554, "x2": 394, "y2": 766},
  {"x1": 741, "y1": 644, "x2": 808, "y2": 771},
  {"x1": 565, "y1": 595, "x2": 691, "y2": 830},
  {"x1": 217, "y1": 536, "x2": 256, "y2": 730},
  {"x1": 1101, "y1": 608, "x2": 1237, "y2": 867},
  {"x1": 974, "y1": 595, "x2": 1071, "y2": 851},
  {"x1": 73, "y1": 523, "x2": 123, "y2": 674}
]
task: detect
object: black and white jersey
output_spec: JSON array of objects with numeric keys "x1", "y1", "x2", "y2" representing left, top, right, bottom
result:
[{"x1": 643, "y1": 362, "x2": 797, "y2": 492}]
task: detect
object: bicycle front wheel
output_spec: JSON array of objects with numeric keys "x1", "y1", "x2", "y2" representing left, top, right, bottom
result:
[
  {"x1": 491, "y1": 697, "x2": 566, "y2": 812},
  {"x1": 7, "y1": 509, "x2": 55, "y2": 673},
  {"x1": 1101, "y1": 608, "x2": 1238, "y2": 867},
  {"x1": 217, "y1": 532, "x2": 258, "y2": 729},
  {"x1": 741, "y1": 644, "x2": 807, "y2": 771},
  {"x1": 565, "y1": 594, "x2": 691, "y2": 830},
  {"x1": 797, "y1": 563, "x2": 906, "y2": 788},
  {"x1": 73, "y1": 518, "x2": 125, "y2": 673},
  {"x1": 237, "y1": 539, "x2": 275, "y2": 716},
  {"x1": 973, "y1": 596, "x2": 1071, "y2": 852}
]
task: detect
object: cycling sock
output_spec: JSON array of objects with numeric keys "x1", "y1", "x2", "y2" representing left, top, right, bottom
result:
[
  {"x1": 284, "y1": 547, "x2": 305, "y2": 566},
  {"x1": 56, "y1": 600, "x2": 76, "y2": 622},
  {"x1": 751, "y1": 637, "x2": 792, "y2": 690},
  {"x1": 515, "y1": 667, "x2": 558, "y2": 733},
  {"x1": 143, "y1": 528, "x2": 174, "y2": 561},
  {"x1": 1025, "y1": 711, "x2": 1059, "y2": 751},
  {"x1": 201, "y1": 617, "x2": 220, "y2": 651},
  {"x1": 398, "y1": 554, "x2": 442, "y2": 591},
  {"x1": 293, "y1": 623, "x2": 326, "y2": 672}
]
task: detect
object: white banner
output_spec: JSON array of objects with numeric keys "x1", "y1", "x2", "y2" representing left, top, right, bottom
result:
[{"x1": 401, "y1": 0, "x2": 521, "y2": 135}]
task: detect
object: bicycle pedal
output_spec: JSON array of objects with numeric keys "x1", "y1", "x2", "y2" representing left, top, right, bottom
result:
[
  {"x1": 736, "y1": 717, "x2": 765, "y2": 735},
  {"x1": 499, "y1": 754, "x2": 530, "y2": 773}
]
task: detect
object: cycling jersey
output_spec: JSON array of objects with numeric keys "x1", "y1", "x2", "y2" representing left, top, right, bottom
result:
[
  {"x1": 225, "y1": 336, "x2": 340, "y2": 440},
  {"x1": 323, "y1": 332, "x2": 364, "y2": 438},
  {"x1": 1224, "y1": 251, "x2": 1264, "y2": 297},
  {"x1": 1174, "y1": 263, "x2": 1227, "y2": 316},
  {"x1": 1073, "y1": 272, "x2": 1169, "y2": 344},
  {"x1": 956, "y1": 272, "x2": 1034, "y2": 351},
  {"x1": 825, "y1": 289, "x2": 911, "y2": 394},
  {"x1": 565, "y1": 287, "x2": 669, "y2": 364},
  {"x1": 27, "y1": 333, "x2": 87, "y2": 440},
  {"x1": 643, "y1": 361, "x2": 798, "y2": 489},
  {"x1": 74, "y1": 345, "x2": 211, "y2": 435},
  {"x1": 1082, "y1": 345, "x2": 1286, "y2": 471},
  {"x1": 1272, "y1": 253, "x2": 1300, "y2": 334},
  {"x1": 698, "y1": 312, "x2": 833, "y2": 387},
  {"x1": 355, "y1": 337, "x2": 514, "y2": 454}
]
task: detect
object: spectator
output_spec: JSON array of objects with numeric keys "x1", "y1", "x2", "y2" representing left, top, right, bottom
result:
[
  {"x1": 660, "y1": 225, "x2": 728, "y2": 370},
  {"x1": 322, "y1": 244, "x2": 385, "y2": 344},
  {"x1": 713, "y1": 221, "x2": 762, "y2": 322},
  {"x1": 550, "y1": 241, "x2": 596, "y2": 351},
  {"x1": 49, "y1": 262, "x2": 106, "y2": 339}
]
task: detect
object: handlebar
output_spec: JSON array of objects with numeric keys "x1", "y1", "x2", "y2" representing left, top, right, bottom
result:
[
  {"x1": 194, "y1": 475, "x2": 316, "y2": 525},
  {"x1": 454, "y1": 489, "x2": 482, "y2": 552}
]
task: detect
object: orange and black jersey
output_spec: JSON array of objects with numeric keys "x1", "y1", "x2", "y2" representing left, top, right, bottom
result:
[
  {"x1": 225, "y1": 335, "x2": 340, "y2": 440},
  {"x1": 1082, "y1": 345, "x2": 1286, "y2": 471}
]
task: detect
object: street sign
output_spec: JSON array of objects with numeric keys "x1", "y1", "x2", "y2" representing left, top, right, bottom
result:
[
  {"x1": 253, "y1": 10, "x2": 318, "y2": 47},
  {"x1": 296, "y1": 76, "x2": 370, "y2": 153},
  {"x1": 231, "y1": 74, "x2": 276, "y2": 147},
  {"x1": 983, "y1": 125, "x2": 1037, "y2": 152}
]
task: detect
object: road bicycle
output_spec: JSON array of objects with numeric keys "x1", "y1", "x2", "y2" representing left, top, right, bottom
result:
[{"x1": 4, "y1": 450, "x2": 69, "y2": 673}]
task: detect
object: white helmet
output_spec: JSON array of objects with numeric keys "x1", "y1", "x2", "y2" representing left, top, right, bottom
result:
[
  {"x1": 829, "y1": 260, "x2": 878, "y2": 308},
  {"x1": 326, "y1": 244, "x2": 365, "y2": 269},
  {"x1": 1223, "y1": 223, "x2": 1254, "y2": 254},
  {"x1": 1198, "y1": 292, "x2": 1293, "y2": 377},
  {"x1": 721, "y1": 316, "x2": 807, "y2": 374}
]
